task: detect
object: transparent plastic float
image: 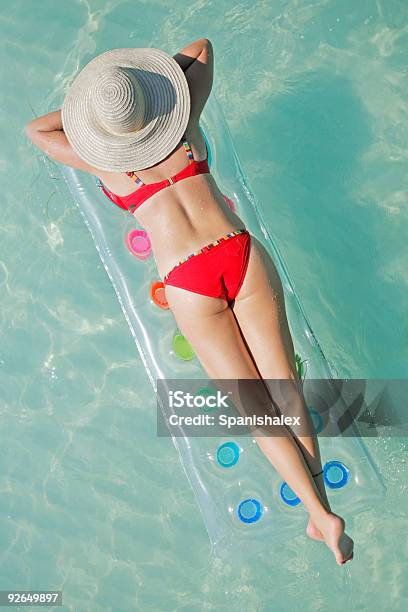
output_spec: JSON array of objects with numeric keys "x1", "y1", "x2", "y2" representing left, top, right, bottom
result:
[{"x1": 48, "y1": 92, "x2": 385, "y2": 558}]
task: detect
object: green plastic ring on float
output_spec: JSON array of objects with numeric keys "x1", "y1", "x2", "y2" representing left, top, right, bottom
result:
[
  {"x1": 172, "y1": 333, "x2": 195, "y2": 361},
  {"x1": 195, "y1": 386, "x2": 218, "y2": 413},
  {"x1": 295, "y1": 353, "x2": 305, "y2": 379}
]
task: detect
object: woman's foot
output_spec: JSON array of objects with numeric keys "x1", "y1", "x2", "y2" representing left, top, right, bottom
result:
[
  {"x1": 306, "y1": 472, "x2": 330, "y2": 542},
  {"x1": 306, "y1": 519, "x2": 324, "y2": 541},
  {"x1": 316, "y1": 512, "x2": 354, "y2": 565}
]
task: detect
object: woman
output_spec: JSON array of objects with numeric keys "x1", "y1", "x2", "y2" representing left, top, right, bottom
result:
[{"x1": 26, "y1": 38, "x2": 353, "y2": 565}]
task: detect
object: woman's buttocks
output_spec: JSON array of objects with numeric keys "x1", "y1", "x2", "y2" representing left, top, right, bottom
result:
[{"x1": 135, "y1": 174, "x2": 246, "y2": 279}]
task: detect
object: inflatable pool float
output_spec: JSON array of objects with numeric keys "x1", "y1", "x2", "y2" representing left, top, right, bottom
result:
[{"x1": 45, "y1": 92, "x2": 385, "y2": 558}]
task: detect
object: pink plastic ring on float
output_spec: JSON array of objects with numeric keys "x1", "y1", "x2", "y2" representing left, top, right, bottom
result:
[
  {"x1": 223, "y1": 194, "x2": 237, "y2": 213},
  {"x1": 125, "y1": 229, "x2": 152, "y2": 260}
]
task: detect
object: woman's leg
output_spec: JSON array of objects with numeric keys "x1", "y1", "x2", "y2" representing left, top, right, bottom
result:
[
  {"x1": 164, "y1": 282, "x2": 353, "y2": 564},
  {"x1": 231, "y1": 237, "x2": 331, "y2": 531}
]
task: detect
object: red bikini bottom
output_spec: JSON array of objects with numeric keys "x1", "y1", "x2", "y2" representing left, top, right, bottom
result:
[{"x1": 163, "y1": 229, "x2": 251, "y2": 302}]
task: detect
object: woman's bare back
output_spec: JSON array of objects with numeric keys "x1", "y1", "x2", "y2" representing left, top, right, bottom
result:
[{"x1": 96, "y1": 117, "x2": 246, "y2": 278}]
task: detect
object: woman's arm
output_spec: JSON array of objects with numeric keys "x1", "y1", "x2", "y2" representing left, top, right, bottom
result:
[
  {"x1": 172, "y1": 38, "x2": 211, "y2": 72},
  {"x1": 173, "y1": 38, "x2": 214, "y2": 121},
  {"x1": 25, "y1": 110, "x2": 63, "y2": 133},
  {"x1": 25, "y1": 110, "x2": 100, "y2": 174}
]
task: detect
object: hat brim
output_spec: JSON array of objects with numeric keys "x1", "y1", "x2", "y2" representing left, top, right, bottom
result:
[{"x1": 61, "y1": 47, "x2": 191, "y2": 172}]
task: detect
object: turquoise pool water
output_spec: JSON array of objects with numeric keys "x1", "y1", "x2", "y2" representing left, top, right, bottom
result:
[{"x1": 1, "y1": 0, "x2": 407, "y2": 610}]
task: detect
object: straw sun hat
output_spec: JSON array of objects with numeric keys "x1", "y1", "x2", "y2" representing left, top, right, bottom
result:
[{"x1": 61, "y1": 47, "x2": 191, "y2": 173}]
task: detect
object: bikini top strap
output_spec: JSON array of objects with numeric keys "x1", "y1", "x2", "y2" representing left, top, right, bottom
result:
[
  {"x1": 182, "y1": 138, "x2": 195, "y2": 164},
  {"x1": 125, "y1": 136, "x2": 195, "y2": 183},
  {"x1": 182, "y1": 135, "x2": 209, "y2": 163},
  {"x1": 126, "y1": 170, "x2": 144, "y2": 186}
]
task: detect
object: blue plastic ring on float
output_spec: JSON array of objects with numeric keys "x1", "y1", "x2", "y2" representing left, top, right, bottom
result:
[
  {"x1": 309, "y1": 408, "x2": 324, "y2": 434},
  {"x1": 324, "y1": 461, "x2": 350, "y2": 489},
  {"x1": 216, "y1": 441, "x2": 240, "y2": 468},
  {"x1": 280, "y1": 482, "x2": 301, "y2": 507},
  {"x1": 237, "y1": 498, "x2": 263, "y2": 524}
]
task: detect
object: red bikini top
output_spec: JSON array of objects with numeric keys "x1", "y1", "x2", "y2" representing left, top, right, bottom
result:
[{"x1": 97, "y1": 136, "x2": 210, "y2": 214}]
